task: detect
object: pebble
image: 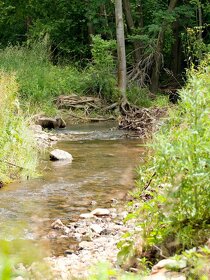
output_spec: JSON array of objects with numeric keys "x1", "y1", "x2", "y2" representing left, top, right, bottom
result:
[{"x1": 90, "y1": 224, "x2": 103, "y2": 234}]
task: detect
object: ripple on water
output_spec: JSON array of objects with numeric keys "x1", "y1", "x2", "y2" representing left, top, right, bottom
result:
[{"x1": 0, "y1": 122, "x2": 146, "y2": 254}]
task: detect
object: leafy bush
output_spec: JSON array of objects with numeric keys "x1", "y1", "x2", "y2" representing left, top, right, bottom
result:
[
  {"x1": 85, "y1": 35, "x2": 118, "y2": 102},
  {"x1": 0, "y1": 72, "x2": 38, "y2": 183},
  {"x1": 119, "y1": 54, "x2": 210, "y2": 265}
]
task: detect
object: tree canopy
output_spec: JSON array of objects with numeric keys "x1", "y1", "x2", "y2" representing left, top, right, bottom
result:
[{"x1": 0, "y1": 0, "x2": 209, "y2": 92}]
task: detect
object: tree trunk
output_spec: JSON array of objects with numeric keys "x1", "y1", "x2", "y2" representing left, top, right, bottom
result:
[
  {"x1": 87, "y1": 22, "x2": 94, "y2": 43},
  {"x1": 170, "y1": 21, "x2": 180, "y2": 77},
  {"x1": 122, "y1": 0, "x2": 142, "y2": 63},
  {"x1": 150, "y1": 0, "x2": 179, "y2": 93},
  {"x1": 197, "y1": 0, "x2": 202, "y2": 40},
  {"x1": 115, "y1": 0, "x2": 127, "y2": 100}
]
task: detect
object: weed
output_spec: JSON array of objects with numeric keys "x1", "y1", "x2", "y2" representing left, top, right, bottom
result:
[{"x1": 0, "y1": 72, "x2": 38, "y2": 183}]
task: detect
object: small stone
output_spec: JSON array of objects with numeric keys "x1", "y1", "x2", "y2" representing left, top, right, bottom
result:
[
  {"x1": 80, "y1": 213, "x2": 95, "y2": 219},
  {"x1": 91, "y1": 208, "x2": 110, "y2": 217},
  {"x1": 74, "y1": 233, "x2": 82, "y2": 241},
  {"x1": 50, "y1": 149, "x2": 73, "y2": 161},
  {"x1": 51, "y1": 219, "x2": 70, "y2": 234},
  {"x1": 51, "y1": 219, "x2": 65, "y2": 229},
  {"x1": 90, "y1": 224, "x2": 103, "y2": 234}
]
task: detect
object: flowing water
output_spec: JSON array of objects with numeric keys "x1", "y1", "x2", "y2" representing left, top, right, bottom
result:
[{"x1": 0, "y1": 122, "x2": 146, "y2": 255}]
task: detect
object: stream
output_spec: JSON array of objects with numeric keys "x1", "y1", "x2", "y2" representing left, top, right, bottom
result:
[{"x1": 0, "y1": 121, "x2": 146, "y2": 255}]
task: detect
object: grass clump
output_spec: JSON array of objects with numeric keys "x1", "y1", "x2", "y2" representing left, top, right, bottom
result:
[
  {"x1": 127, "y1": 85, "x2": 169, "y2": 108},
  {"x1": 0, "y1": 42, "x2": 89, "y2": 114},
  {"x1": 118, "y1": 54, "x2": 210, "y2": 268},
  {"x1": 0, "y1": 39, "x2": 119, "y2": 114},
  {"x1": 0, "y1": 72, "x2": 38, "y2": 183}
]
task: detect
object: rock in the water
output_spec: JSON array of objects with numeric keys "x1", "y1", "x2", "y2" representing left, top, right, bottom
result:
[
  {"x1": 51, "y1": 219, "x2": 65, "y2": 229},
  {"x1": 50, "y1": 149, "x2": 73, "y2": 161},
  {"x1": 51, "y1": 219, "x2": 70, "y2": 234},
  {"x1": 34, "y1": 115, "x2": 66, "y2": 129},
  {"x1": 91, "y1": 208, "x2": 110, "y2": 217}
]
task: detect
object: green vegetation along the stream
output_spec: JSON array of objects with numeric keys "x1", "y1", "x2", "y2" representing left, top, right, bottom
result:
[
  {"x1": 0, "y1": 72, "x2": 38, "y2": 184},
  {"x1": 90, "y1": 55, "x2": 210, "y2": 279}
]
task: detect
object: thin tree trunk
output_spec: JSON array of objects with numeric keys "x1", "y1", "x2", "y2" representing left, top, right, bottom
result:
[
  {"x1": 136, "y1": 0, "x2": 144, "y2": 29},
  {"x1": 150, "y1": 0, "x2": 178, "y2": 93},
  {"x1": 171, "y1": 22, "x2": 179, "y2": 77},
  {"x1": 87, "y1": 22, "x2": 94, "y2": 43},
  {"x1": 197, "y1": 0, "x2": 202, "y2": 40},
  {"x1": 115, "y1": 0, "x2": 127, "y2": 100},
  {"x1": 122, "y1": 0, "x2": 142, "y2": 62}
]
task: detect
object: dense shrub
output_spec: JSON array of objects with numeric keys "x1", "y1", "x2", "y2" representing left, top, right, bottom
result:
[
  {"x1": 0, "y1": 72, "x2": 38, "y2": 183},
  {"x1": 119, "y1": 54, "x2": 210, "y2": 265},
  {"x1": 0, "y1": 42, "x2": 89, "y2": 112}
]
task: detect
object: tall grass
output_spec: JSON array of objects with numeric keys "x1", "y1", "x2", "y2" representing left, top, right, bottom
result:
[
  {"x1": 0, "y1": 42, "x2": 89, "y2": 114},
  {"x1": 0, "y1": 72, "x2": 38, "y2": 183}
]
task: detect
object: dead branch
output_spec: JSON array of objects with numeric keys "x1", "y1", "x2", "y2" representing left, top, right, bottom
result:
[{"x1": 119, "y1": 100, "x2": 167, "y2": 137}]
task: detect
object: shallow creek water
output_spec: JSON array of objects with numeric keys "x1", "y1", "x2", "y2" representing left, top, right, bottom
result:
[{"x1": 0, "y1": 122, "x2": 146, "y2": 255}]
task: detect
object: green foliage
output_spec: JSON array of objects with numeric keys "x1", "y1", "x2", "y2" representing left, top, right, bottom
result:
[
  {"x1": 0, "y1": 239, "x2": 52, "y2": 279},
  {"x1": 119, "y1": 55, "x2": 210, "y2": 265},
  {"x1": 0, "y1": 72, "x2": 38, "y2": 183},
  {"x1": 0, "y1": 42, "x2": 90, "y2": 113},
  {"x1": 182, "y1": 246, "x2": 210, "y2": 279},
  {"x1": 127, "y1": 85, "x2": 169, "y2": 108},
  {"x1": 86, "y1": 35, "x2": 117, "y2": 102},
  {"x1": 182, "y1": 26, "x2": 210, "y2": 67}
]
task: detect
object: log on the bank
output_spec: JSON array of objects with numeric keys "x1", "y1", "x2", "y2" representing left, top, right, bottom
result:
[{"x1": 56, "y1": 95, "x2": 102, "y2": 110}]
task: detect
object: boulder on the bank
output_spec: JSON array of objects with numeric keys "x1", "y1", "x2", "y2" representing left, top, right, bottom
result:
[
  {"x1": 34, "y1": 115, "x2": 66, "y2": 129},
  {"x1": 50, "y1": 149, "x2": 73, "y2": 161}
]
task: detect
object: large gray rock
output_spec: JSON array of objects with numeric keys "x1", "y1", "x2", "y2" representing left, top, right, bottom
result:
[
  {"x1": 50, "y1": 149, "x2": 73, "y2": 161},
  {"x1": 34, "y1": 115, "x2": 66, "y2": 129}
]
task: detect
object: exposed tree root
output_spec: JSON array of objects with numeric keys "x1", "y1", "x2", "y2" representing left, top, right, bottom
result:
[
  {"x1": 56, "y1": 95, "x2": 102, "y2": 111},
  {"x1": 119, "y1": 100, "x2": 168, "y2": 137},
  {"x1": 68, "y1": 112, "x2": 115, "y2": 122}
]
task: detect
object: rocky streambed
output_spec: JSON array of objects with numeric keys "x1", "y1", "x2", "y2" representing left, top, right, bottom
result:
[
  {"x1": 45, "y1": 207, "x2": 131, "y2": 279},
  {"x1": 21, "y1": 205, "x2": 189, "y2": 280},
  {"x1": 5, "y1": 121, "x2": 192, "y2": 280}
]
